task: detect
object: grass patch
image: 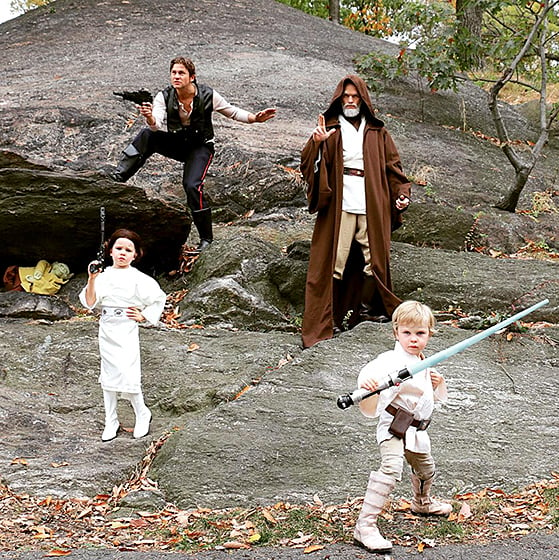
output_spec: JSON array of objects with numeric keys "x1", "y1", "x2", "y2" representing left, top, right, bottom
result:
[
  {"x1": 543, "y1": 486, "x2": 559, "y2": 528},
  {"x1": 419, "y1": 518, "x2": 466, "y2": 540}
]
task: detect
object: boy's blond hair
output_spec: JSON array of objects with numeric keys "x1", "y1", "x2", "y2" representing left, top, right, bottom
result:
[{"x1": 392, "y1": 300, "x2": 436, "y2": 335}]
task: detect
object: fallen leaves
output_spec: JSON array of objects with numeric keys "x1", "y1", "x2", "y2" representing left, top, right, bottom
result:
[
  {"x1": 304, "y1": 544, "x2": 325, "y2": 554},
  {"x1": 441, "y1": 124, "x2": 535, "y2": 149},
  {"x1": 457, "y1": 501, "x2": 472, "y2": 521},
  {"x1": 3, "y1": 466, "x2": 559, "y2": 553},
  {"x1": 472, "y1": 239, "x2": 559, "y2": 262},
  {"x1": 232, "y1": 354, "x2": 294, "y2": 401}
]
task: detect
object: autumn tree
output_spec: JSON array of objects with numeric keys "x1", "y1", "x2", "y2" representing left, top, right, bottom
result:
[
  {"x1": 488, "y1": 0, "x2": 559, "y2": 211},
  {"x1": 353, "y1": 0, "x2": 559, "y2": 212}
]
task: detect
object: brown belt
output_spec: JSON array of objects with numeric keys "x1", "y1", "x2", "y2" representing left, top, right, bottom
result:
[
  {"x1": 343, "y1": 167, "x2": 365, "y2": 177},
  {"x1": 386, "y1": 404, "x2": 431, "y2": 431}
]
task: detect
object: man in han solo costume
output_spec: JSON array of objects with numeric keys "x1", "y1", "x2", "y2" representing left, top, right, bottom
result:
[
  {"x1": 109, "y1": 57, "x2": 276, "y2": 253},
  {"x1": 300, "y1": 75, "x2": 411, "y2": 348}
]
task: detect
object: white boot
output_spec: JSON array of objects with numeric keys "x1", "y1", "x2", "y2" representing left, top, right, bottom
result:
[
  {"x1": 101, "y1": 390, "x2": 120, "y2": 442},
  {"x1": 411, "y1": 473, "x2": 452, "y2": 516},
  {"x1": 129, "y1": 392, "x2": 151, "y2": 439},
  {"x1": 353, "y1": 471, "x2": 396, "y2": 553}
]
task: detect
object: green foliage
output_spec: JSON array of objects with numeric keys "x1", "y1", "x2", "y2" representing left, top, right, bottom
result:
[
  {"x1": 354, "y1": 0, "x2": 468, "y2": 91},
  {"x1": 543, "y1": 486, "x2": 559, "y2": 527},
  {"x1": 481, "y1": 1, "x2": 559, "y2": 84},
  {"x1": 275, "y1": 0, "x2": 330, "y2": 19},
  {"x1": 354, "y1": 52, "x2": 400, "y2": 93},
  {"x1": 351, "y1": 0, "x2": 559, "y2": 94},
  {"x1": 419, "y1": 518, "x2": 466, "y2": 540},
  {"x1": 172, "y1": 507, "x2": 347, "y2": 552}
]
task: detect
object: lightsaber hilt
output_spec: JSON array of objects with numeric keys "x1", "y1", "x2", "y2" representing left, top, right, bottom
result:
[{"x1": 337, "y1": 368, "x2": 411, "y2": 409}]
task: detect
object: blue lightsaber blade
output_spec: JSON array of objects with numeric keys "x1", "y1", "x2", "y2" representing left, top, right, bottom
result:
[{"x1": 337, "y1": 298, "x2": 549, "y2": 410}]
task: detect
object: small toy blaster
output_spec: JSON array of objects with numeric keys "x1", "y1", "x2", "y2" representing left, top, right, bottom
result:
[
  {"x1": 113, "y1": 89, "x2": 153, "y2": 105},
  {"x1": 88, "y1": 207, "x2": 106, "y2": 274}
]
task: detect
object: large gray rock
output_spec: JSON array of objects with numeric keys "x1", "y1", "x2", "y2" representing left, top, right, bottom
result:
[
  {"x1": 0, "y1": 321, "x2": 302, "y2": 498},
  {"x1": 392, "y1": 242, "x2": 559, "y2": 322},
  {"x1": 0, "y1": 291, "x2": 74, "y2": 320},
  {"x1": 1, "y1": 0, "x2": 558, "y2": 258},
  {"x1": 2, "y1": 314, "x2": 558, "y2": 509},
  {"x1": 170, "y1": 235, "x2": 559, "y2": 328},
  {"x1": 176, "y1": 234, "x2": 300, "y2": 329},
  {"x1": 179, "y1": 276, "x2": 295, "y2": 331},
  {"x1": 141, "y1": 321, "x2": 559, "y2": 508},
  {"x1": 0, "y1": 165, "x2": 188, "y2": 273}
]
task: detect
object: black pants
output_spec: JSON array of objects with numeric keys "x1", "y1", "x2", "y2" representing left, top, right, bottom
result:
[{"x1": 130, "y1": 128, "x2": 214, "y2": 211}]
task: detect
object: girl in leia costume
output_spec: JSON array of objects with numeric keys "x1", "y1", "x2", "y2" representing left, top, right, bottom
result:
[{"x1": 80, "y1": 229, "x2": 166, "y2": 441}]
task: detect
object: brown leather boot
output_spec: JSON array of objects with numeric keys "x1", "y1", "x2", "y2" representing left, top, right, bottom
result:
[{"x1": 411, "y1": 473, "x2": 452, "y2": 516}]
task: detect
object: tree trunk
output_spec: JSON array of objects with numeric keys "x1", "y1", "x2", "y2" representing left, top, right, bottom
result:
[
  {"x1": 329, "y1": 0, "x2": 339, "y2": 23},
  {"x1": 455, "y1": 0, "x2": 484, "y2": 69},
  {"x1": 495, "y1": 166, "x2": 532, "y2": 212}
]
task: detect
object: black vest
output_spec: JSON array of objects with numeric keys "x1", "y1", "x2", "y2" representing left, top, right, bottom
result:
[{"x1": 162, "y1": 83, "x2": 214, "y2": 143}]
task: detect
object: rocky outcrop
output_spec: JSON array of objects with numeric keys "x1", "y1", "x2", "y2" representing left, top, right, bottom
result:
[
  {"x1": 0, "y1": 0, "x2": 558, "y2": 518},
  {"x1": 0, "y1": 163, "x2": 189, "y2": 274},
  {"x1": 2, "y1": 313, "x2": 558, "y2": 508}
]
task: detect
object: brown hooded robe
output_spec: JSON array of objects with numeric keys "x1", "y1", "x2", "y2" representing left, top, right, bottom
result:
[{"x1": 301, "y1": 75, "x2": 411, "y2": 348}]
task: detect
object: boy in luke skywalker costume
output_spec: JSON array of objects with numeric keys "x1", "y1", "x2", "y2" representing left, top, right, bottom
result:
[{"x1": 353, "y1": 300, "x2": 452, "y2": 553}]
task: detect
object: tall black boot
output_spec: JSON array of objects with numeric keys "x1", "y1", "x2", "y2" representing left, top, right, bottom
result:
[
  {"x1": 110, "y1": 144, "x2": 145, "y2": 182},
  {"x1": 190, "y1": 208, "x2": 213, "y2": 254},
  {"x1": 359, "y1": 275, "x2": 390, "y2": 323}
]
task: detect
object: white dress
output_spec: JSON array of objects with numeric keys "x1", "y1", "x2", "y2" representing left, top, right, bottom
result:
[{"x1": 79, "y1": 266, "x2": 166, "y2": 394}]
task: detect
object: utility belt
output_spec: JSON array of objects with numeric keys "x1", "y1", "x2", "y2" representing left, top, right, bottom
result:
[
  {"x1": 386, "y1": 404, "x2": 431, "y2": 439},
  {"x1": 168, "y1": 126, "x2": 206, "y2": 144},
  {"x1": 101, "y1": 306, "x2": 128, "y2": 318},
  {"x1": 343, "y1": 167, "x2": 365, "y2": 177}
]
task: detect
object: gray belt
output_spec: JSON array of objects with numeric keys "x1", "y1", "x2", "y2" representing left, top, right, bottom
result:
[{"x1": 101, "y1": 307, "x2": 127, "y2": 317}]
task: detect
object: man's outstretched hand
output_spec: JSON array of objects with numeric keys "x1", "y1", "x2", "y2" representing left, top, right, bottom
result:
[
  {"x1": 252, "y1": 108, "x2": 276, "y2": 123},
  {"x1": 312, "y1": 113, "x2": 335, "y2": 143}
]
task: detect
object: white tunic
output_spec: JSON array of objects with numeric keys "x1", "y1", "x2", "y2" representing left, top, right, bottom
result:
[
  {"x1": 357, "y1": 341, "x2": 448, "y2": 453},
  {"x1": 340, "y1": 114, "x2": 366, "y2": 214},
  {"x1": 79, "y1": 266, "x2": 166, "y2": 394}
]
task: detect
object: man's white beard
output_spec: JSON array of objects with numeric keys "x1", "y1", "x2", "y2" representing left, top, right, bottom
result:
[{"x1": 343, "y1": 106, "x2": 360, "y2": 118}]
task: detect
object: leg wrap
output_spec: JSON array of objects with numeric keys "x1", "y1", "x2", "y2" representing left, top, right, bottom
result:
[{"x1": 353, "y1": 471, "x2": 395, "y2": 553}]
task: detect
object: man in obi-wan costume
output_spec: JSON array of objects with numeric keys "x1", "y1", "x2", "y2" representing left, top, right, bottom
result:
[
  {"x1": 353, "y1": 300, "x2": 452, "y2": 553},
  {"x1": 300, "y1": 74, "x2": 411, "y2": 348}
]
